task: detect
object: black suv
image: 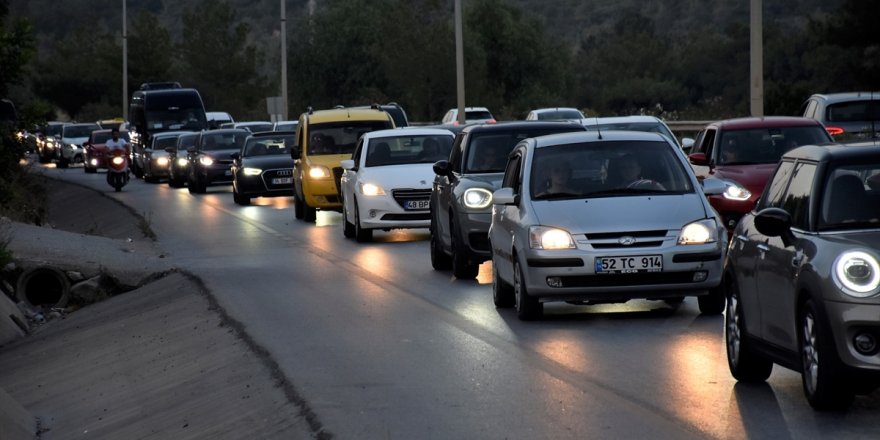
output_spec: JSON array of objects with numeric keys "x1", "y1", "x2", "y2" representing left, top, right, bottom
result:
[
  {"x1": 429, "y1": 121, "x2": 587, "y2": 278},
  {"x1": 186, "y1": 128, "x2": 250, "y2": 194}
]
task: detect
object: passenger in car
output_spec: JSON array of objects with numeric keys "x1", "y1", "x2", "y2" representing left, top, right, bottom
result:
[{"x1": 536, "y1": 163, "x2": 576, "y2": 197}]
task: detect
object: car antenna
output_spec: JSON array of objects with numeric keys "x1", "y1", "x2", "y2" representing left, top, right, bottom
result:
[
  {"x1": 594, "y1": 115, "x2": 602, "y2": 139},
  {"x1": 873, "y1": 90, "x2": 877, "y2": 140}
]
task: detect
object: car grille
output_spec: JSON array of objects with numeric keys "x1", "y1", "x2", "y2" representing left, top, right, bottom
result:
[
  {"x1": 560, "y1": 271, "x2": 698, "y2": 288},
  {"x1": 391, "y1": 189, "x2": 432, "y2": 209},
  {"x1": 584, "y1": 230, "x2": 669, "y2": 249},
  {"x1": 381, "y1": 213, "x2": 431, "y2": 221},
  {"x1": 261, "y1": 168, "x2": 294, "y2": 191}
]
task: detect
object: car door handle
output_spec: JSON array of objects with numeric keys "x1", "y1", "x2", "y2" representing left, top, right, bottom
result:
[{"x1": 757, "y1": 244, "x2": 770, "y2": 252}]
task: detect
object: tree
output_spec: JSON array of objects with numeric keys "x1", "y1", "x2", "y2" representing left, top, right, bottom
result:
[
  {"x1": 128, "y1": 10, "x2": 175, "y2": 89},
  {"x1": 0, "y1": 0, "x2": 35, "y2": 97}
]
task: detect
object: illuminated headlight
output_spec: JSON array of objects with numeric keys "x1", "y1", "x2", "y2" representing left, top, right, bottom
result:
[
  {"x1": 243, "y1": 167, "x2": 262, "y2": 176},
  {"x1": 463, "y1": 188, "x2": 493, "y2": 209},
  {"x1": 156, "y1": 157, "x2": 169, "y2": 166},
  {"x1": 722, "y1": 182, "x2": 751, "y2": 201},
  {"x1": 111, "y1": 156, "x2": 125, "y2": 165},
  {"x1": 833, "y1": 250, "x2": 880, "y2": 297},
  {"x1": 199, "y1": 156, "x2": 214, "y2": 166},
  {"x1": 529, "y1": 226, "x2": 576, "y2": 250},
  {"x1": 309, "y1": 165, "x2": 331, "y2": 179},
  {"x1": 359, "y1": 182, "x2": 385, "y2": 196},
  {"x1": 90, "y1": 159, "x2": 98, "y2": 166},
  {"x1": 177, "y1": 158, "x2": 188, "y2": 166},
  {"x1": 678, "y1": 219, "x2": 718, "y2": 245}
]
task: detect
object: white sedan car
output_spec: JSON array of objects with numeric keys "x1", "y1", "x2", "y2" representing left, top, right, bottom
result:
[{"x1": 340, "y1": 128, "x2": 455, "y2": 242}]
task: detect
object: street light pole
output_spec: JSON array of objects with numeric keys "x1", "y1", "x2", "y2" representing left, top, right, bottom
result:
[
  {"x1": 122, "y1": 0, "x2": 128, "y2": 120},
  {"x1": 280, "y1": 0, "x2": 288, "y2": 121},
  {"x1": 454, "y1": 0, "x2": 465, "y2": 125},
  {"x1": 750, "y1": 0, "x2": 763, "y2": 117}
]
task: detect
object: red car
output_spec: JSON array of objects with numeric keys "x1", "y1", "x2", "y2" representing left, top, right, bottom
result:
[
  {"x1": 83, "y1": 129, "x2": 129, "y2": 173},
  {"x1": 687, "y1": 117, "x2": 832, "y2": 232}
]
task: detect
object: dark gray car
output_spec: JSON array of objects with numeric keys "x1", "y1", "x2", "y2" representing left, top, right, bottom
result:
[
  {"x1": 724, "y1": 141, "x2": 880, "y2": 410},
  {"x1": 429, "y1": 121, "x2": 586, "y2": 279},
  {"x1": 801, "y1": 92, "x2": 880, "y2": 140}
]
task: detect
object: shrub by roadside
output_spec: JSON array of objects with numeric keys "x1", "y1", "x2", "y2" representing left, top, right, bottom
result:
[{"x1": 0, "y1": 126, "x2": 46, "y2": 225}]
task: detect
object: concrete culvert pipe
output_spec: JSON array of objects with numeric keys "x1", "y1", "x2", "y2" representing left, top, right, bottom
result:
[{"x1": 16, "y1": 266, "x2": 70, "y2": 308}]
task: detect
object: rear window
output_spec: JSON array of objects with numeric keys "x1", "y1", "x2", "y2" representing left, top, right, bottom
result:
[
  {"x1": 717, "y1": 126, "x2": 831, "y2": 165},
  {"x1": 464, "y1": 127, "x2": 581, "y2": 173},
  {"x1": 536, "y1": 110, "x2": 583, "y2": 120},
  {"x1": 465, "y1": 111, "x2": 494, "y2": 121},
  {"x1": 826, "y1": 100, "x2": 880, "y2": 123},
  {"x1": 307, "y1": 121, "x2": 393, "y2": 155}
]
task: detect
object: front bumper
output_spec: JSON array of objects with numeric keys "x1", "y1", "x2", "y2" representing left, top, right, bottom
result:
[
  {"x1": 454, "y1": 211, "x2": 492, "y2": 262},
  {"x1": 356, "y1": 189, "x2": 432, "y2": 229},
  {"x1": 303, "y1": 177, "x2": 342, "y2": 209},
  {"x1": 197, "y1": 162, "x2": 234, "y2": 184},
  {"x1": 822, "y1": 300, "x2": 880, "y2": 373},
  {"x1": 147, "y1": 157, "x2": 171, "y2": 177},
  {"x1": 236, "y1": 169, "x2": 295, "y2": 198}
]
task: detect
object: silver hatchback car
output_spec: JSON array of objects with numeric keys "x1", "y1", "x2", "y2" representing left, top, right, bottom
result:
[{"x1": 489, "y1": 131, "x2": 728, "y2": 320}]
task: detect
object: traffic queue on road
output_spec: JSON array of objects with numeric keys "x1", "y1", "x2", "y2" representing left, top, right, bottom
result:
[{"x1": 24, "y1": 87, "x2": 880, "y2": 410}]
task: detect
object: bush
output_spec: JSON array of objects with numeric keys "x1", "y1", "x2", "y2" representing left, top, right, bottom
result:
[{"x1": 0, "y1": 125, "x2": 47, "y2": 225}]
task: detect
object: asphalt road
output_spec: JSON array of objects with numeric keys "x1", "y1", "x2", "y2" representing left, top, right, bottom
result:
[{"x1": 37, "y1": 161, "x2": 880, "y2": 439}]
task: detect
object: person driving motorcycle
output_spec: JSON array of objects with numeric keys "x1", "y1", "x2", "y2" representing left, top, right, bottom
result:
[{"x1": 105, "y1": 128, "x2": 129, "y2": 156}]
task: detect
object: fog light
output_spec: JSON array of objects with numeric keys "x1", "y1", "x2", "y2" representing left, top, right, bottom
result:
[
  {"x1": 547, "y1": 277, "x2": 563, "y2": 288},
  {"x1": 369, "y1": 210, "x2": 377, "y2": 218},
  {"x1": 854, "y1": 333, "x2": 877, "y2": 355},
  {"x1": 727, "y1": 219, "x2": 737, "y2": 229},
  {"x1": 693, "y1": 271, "x2": 708, "y2": 282}
]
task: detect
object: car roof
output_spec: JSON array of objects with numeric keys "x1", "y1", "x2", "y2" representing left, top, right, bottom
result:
[
  {"x1": 711, "y1": 116, "x2": 822, "y2": 130},
  {"x1": 363, "y1": 127, "x2": 454, "y2": 140},
  {"x1": 303, "y1": 107, "x2": 393, "y2": 124},
  {"x1": 250, "y1": 130, "x2": 296, "y2": 138},
  {"x1": 461, "y1": 120, "x2": 584, "y2": 134},
  {"x1": 530, "y1": 130, "x2": 672, "y2": 149},
  {"x1": 783, "y1": 141, "x2": 880, "y2": 162},
  {"x1": 202, "y1": 128, "x2": 249, "y2": 135},
  {"x1": 152, "y1": 130, "x2": 192, "y2": 138},
  {"x1": 582, "y1": 115, "x2": 662, "y2": 125},
  {"x1": 808, "y1": 92, "x2": 880, "y2": 103},
  {"x1": 531, "y1": 107, "x2": 581, "y2": 113}
]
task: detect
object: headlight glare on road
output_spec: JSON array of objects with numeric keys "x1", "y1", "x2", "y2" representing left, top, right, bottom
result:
[
  {"x1": 529, "y1": 226, "x2": 575, "y2": 250},
  {"x1": 463, "y1": 188, "x2": 493, "y2": 209},
  {"x1": 360, "y1": 183, "x2": 385, "y2": 196},
  {"x1": 678, "y1": 219, "x2": 717, "y2": 245},
  {"x1": 309, "y1": 165, "x2": 331, "y2": 179},
  {"x1": 833, "y1": 250, "x2": 880, "y2": 297},
  {"x1": 722, "y1": 181, "x2": 751, "y2": 201},
  {"x1": 199, "y1": 156, "x2": 214, "y2": 166},
  {"x1": 243, "y1": 167, "x2": 262, "y2": 176}
]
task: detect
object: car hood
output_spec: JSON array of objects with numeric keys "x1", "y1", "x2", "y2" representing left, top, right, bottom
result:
[
  {"x1": 62, "y1": 136, "x2": 89, "y2": 145},
  {"x1": 711, "y1": 163, "x2": 777, "y2": 194},
  {"x1": 531, "y1": 193, "x2": 709, "y2": 234},
  {"x1": 359, "y1": 164, "x2": 436, "y2": 189},
  {"x1": 200, "y1": 149, "x2": 239, "y2": 160},
  {"x1": 819, "y1": 230, "x2": 880, "y2": 249},
  {"x1": 242, "y1": 156, "x2": 295, "y2": 169}
]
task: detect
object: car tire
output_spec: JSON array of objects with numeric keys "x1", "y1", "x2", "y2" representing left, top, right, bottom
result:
[
  {"x1": 84, "y1": 164, "x2": 96, "y2": 174},
  {"x1": 57, "y1": 156, "x2": 69, "y2": 168},
  {"x1": 725, "y1": 278, "x2": 773, "y2": 382},
  {"x1": 354, "y1": 200, "x2": 372, "y2": 242},
  {"x1": 342, "y1": 198, "x2": 355, "y2": 238},
  {"x1": 800, "y1": 300, "x2": 854, "y2": 410},
  {"x1": 294, "y1": 195, "x2": 305, "y2": 219},
  {"x1": 492, "y1": 257, "x2": 515, "y2": 308},
  {"x1": 168, "y1": 174, "x2": 183, "y2": 188},
  {"x1": 233, "y1": 188, "x2": 250, "y2": 205},
  {"x1": 451, "y1": 220, "x2": 478, "y2": 279},
  {"x1": 429, "y1": 210, "x2": 451, "y2": 270},
  {"x1": 304, "y1": 203, "x2": 317, "y2": 223},
  {"x1": 514, "y1": 259, "x2": 542, "y2": 320},
  {"x1": 38, "y1": 152, "x2": 50, "y2": 164},
  {"x1": 698, "y1": 284, "x2": 725, "y2": 315}
]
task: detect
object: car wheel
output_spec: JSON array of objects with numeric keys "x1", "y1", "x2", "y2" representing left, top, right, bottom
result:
[
  {"x1": 725, "y1": 278, "x2": 773, "y2": 382},
  {"x1": 429, "y1": 210, "x2": 451, "y2": 270},
  {"x1": 84, "y1": 163, "x2": 96, "y2": 174},
  {"x1": 698, "y1": 284, "x2": 725, "y2": 315},
  {"x1": 800, "y1": 300, "x2": 854, "y2": 410},
  {"x1": 342, "y1": 198, "x2": 355, "y2": 238},
  {"x1": 304, "y1": 203, "x2": 317, "y2": 223},
  {"x1": 354, "y1": 200, "x2": 372, "y2": 242},
  {"x1": 38, "y1": 152, "x2": 50, "y2": 164},
  {"x1": 294, "y1": 195, "x2": 305, "y2": 219},
  {"x1": 451, "y1": 220, "x2": 478, "y2": 279},
  {"x1": 492, "y1": 257, "x2": 515, "y2": 308},
  {"x1": 57, "y1": 156, "x2": 69, "y2": 168},
  {"x1": 514, "y1": 259, "x2": 542, "y2": 320},
  {"x1": 233, "y1": 187, "x2": 250, "y2": 205}
]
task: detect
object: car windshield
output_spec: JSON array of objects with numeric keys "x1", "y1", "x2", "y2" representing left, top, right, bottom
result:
[
  {"x1": 200, "y1": 131, "x2": 249, "y2": 151},
  {"x1": 531, "y1": 141, "x2": 694, "y2": 200},
  {"x1": 536, "y1": 110, "x2": 583, "y2": 120},
  {"x1": 275, "y1": 122, "x2": 298, "y2": 131},
  {"x1": 717, "y1": 126, "x2": 831, "y2": 165},
  {"x1": 153, "y1": 136, "x2": 180, "y2": 150},
  {"x1": 243, "y1": 135, "x2": 294, "y2": 157},
  {"x1": 464, "y1": 128, "x2": 577, "y2": 173},
  {"x1": 93, "y1": 132, "x2": 129, "y2": 144},
  {"x1": 45, "y1": 124, "x2": 63, "y2": 136},
  {"x1": 819, "y1": 164, "x2": 880, "y2": 230},
  {"x1": 63, "y1": 124, "x2": 100, "y2": 138},
  {"x1": 307, "y1": 121, "x2": 392, "y2": 155},
  {"x1": 365, "y1": 135, "x2": 453, "y2": 167},
  {"x1": 826, "y1": 100, "x2": 880, "y2": 123},
  {"x1": 176, "y1": 134, "x2": 198, "y2": 151},
  {"x1": 239, "y1": 123, "x2": 273, "y2": 133},
  {"x1": 145, "y1": 94, "x2": 207, "y2": 131},
  {"x1": 584, "y1": 122, "x2": 676, "y2": 144}
]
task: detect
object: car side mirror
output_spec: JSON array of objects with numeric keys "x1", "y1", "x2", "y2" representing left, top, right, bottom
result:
[
  {"x1": 433, "y1": 160, "x2": 450, "y2": 176},
  {"x1": 493, "y1": 187, "x2": 518, "y2": 206},
  {"x1": 701, "y1": 179, "x2": 726, "y2": 196},
  {"x1": 340, "y1": 159, "x2": 355, "y2": 170},
  {"x1": 688, "y1": 152, "x2": 709, "y2": 166},
  {"x1": 681, "y1": 137, "x2": 694, "y2": 152},
  {"x1": 755, "y1": 207, "x2": 795, "y2": 246},
  {"x1": 164, "y1": 147, "x2": 175, "y2": 154}
]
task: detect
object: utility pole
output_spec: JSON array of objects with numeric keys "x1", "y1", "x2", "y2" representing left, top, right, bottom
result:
[
  {"x1": 281, "y1": 0, "x2": 288, "y2": 120},
  {"x1": 454, "y1": 0, "x2": 465, "y2": 125},
  {"x1": 122, "y1": 0, "x2": 128, "y2": 120},
  {"x1": 750, "y1": 0, "x2": 763, "y2": 117}
]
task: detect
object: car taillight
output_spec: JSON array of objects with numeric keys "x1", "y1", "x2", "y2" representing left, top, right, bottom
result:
[
  {"x1": 487, "y1": 119, "x2": 497, "y2": 124},
  {"x1": 826, "y1": 126, "x2": 845, "y2": 136},
  {"x1": 452, "y1": 120, "x2": 460, "y2": 126}
]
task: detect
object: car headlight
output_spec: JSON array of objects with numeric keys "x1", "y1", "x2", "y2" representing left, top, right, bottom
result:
[
  {"x1": 156, "y1": 157, "x2": 169, "y2": 166},
  {"x1": 722, "y1": 181, "x2": 752, "y2": 201},
  {"x1": 243, "y1": 167, "x2": 262, "y2": 176},
  {"x1": 359, "y1": 182, "x2": 385, "y2": 196},
  {"x1": 199, "y1": 156, "x2": 214, "y2": 166},
  {"x1": 177, "y1": 158, "x2": 188, "y2": 166},
  {"x1": 529, "y1": 226, "x2": 576, "y2": 250},
  {"x1": 463, "y1": 188, "x2": 493, "y2": 209},
  {"x1": 833, "y1": 250, "x2": 880, "y2": 297},
  {"x1": 309, "y1": 165, "x2": 331, "y2": 179},
  {"x1": 678, "y1": 219, "x2": 718, "y2": 245}
]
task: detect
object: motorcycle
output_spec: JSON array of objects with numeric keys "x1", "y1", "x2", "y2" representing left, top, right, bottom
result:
[{"x1": 106, "y1": 148, "x2": 130, "y2": 192}]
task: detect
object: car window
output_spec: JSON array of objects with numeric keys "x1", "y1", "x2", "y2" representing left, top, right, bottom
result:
[
  {"x1": 464, "y1": 128, "x2": 580, "y2": 174},
  {"x1": 803, "y1": 100, "x2": 818, "y2": 119},
  {"x1": 718, "y1": 126, "x2": 830, "y2": 165},
  {"x1": 782, "y1": 161, "x2": 817, "y2": 229},
  {"x1": 530, "y1": 140, "x2": 693, "y2": 199},
  {"x1": 364, "y1": 135, "x2": 453, "y2": 167},
  {"x1": 501, "y1": 150, "x2": 523, "y2": 193},
  {"x1": 448, "y1": 132, "x2": 466, "y2": 172},
  {"x1": 201, "y1": 131, "x2": 250, "y2": 151},
  {"x1": 307, "y1": 121, "x2": 392, "y2": 156},
  {"x1": 154, "y1": 136, "x2": 180, "y2": 150},
  {"x1": 535, "y1": 110, "x2": 582, "y2": 120},
  {"x1": 819, "y1": 164, "x2": 880, "y2": 230},
  {"x1": 465, "y1": 110, "x2": 493, "y2": 120},
  {"x1": 352, "y1": 138, "x2": 364, "y2": 166},
  {"x1": 243, "y1": 135, "x2": 293, "y2": 156},
  {"x1": 701, "y1": 129, "x2": 717, "y2": 160},
  {"x1": 177, "y1": 134, "x2": 198, "y2": 150},
  {"x1": 760, "y1": 160, "x2": 795, "y2": 209},
  {"x1": 826, "y1": 100, "x2": 880, "y2": 123}
]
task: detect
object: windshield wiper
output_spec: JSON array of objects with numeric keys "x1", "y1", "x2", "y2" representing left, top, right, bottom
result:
[
  {"x1": 534, "y1": 192, "x2": 583, "y2": 200},
  {"x1": 585, "y1": 188, "x2": 665, "y2": 197}
]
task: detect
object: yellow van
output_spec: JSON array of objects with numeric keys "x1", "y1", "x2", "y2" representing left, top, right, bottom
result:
[{"x1": 292, "y1": 106, "x2": 395, "y2": 222}]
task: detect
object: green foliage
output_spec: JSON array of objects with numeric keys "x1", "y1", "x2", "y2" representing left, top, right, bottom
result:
[
  {"x1": 0, "y1": 1, "x2": 36, "y2": 96},
  {"x1": 0, "y1": 126, "x2": 47, "y2": 225},
  {"x1": 128, "y1": 10, "x2": 175, "y2": 88}
]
